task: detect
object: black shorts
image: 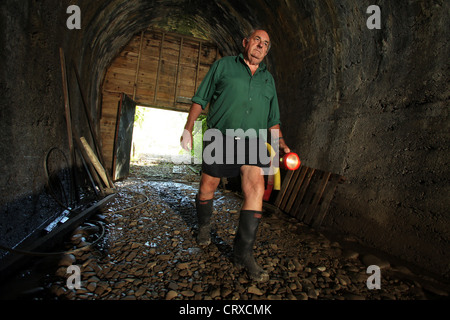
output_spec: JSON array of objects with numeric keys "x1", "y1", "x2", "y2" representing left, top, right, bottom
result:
[{"x1": 201, "y1": 132, "x2": 271, "y2": 178}]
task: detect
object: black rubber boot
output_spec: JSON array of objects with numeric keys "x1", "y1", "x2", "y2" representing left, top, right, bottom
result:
[
  {"x1": 195, "y1": 195, "x2": 213, "y2": 246},
  {"x1": 233, "y1": 210, "x2": 269, "y2": 282}
]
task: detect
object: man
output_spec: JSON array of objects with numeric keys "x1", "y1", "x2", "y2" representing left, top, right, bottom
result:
[{"x1": 181, "y1": 29, "x2": 290, "y2": 282}]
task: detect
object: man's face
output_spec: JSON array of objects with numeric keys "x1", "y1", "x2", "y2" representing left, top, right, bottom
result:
[{"x1": 243, "y1": 30, "x2": 270, "y2": 64}]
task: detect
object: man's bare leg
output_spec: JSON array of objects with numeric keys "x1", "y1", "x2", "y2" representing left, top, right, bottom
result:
[{"x1": 233, "y1": 165, "x2": 269, "y2": 282}]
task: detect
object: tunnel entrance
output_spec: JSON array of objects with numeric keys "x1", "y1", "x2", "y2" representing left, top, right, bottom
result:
[
  {"x1": 132, "y1": 106, "x2": 189, "y2": 163},
  {"x1": 129, "y1": 106, "x2": 205, "y2": 182},
  {"x1": 99, "y1": 28, "x2": 220, "y2": 180}
]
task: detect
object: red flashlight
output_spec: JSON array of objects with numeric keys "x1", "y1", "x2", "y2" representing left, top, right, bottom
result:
[{"x1": 280, "y1": 152, "x2": 301, "y2": 171}]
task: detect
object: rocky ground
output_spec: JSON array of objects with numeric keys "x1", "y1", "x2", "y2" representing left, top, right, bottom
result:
[{"x1": 3, "y1": 159, "x2": 449, "y2": 301}]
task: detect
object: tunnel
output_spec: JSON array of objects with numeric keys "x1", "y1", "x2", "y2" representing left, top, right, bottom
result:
[{"x1": 0, "y1": 0, "x2": 449, "y2": 302}]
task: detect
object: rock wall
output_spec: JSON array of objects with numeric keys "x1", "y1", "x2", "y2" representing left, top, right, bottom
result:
[
  {"x1": 1, "y1": 0, "x2": 448, "y2": 279},
  {"x1": 0, "y1": 0, "x2": 69, "y2": 251},
  {"x1": 269, "y1": 0, "x2": 450, "y2": 279}
]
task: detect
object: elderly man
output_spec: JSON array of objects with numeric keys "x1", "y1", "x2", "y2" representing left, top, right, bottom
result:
[{"x1": 181, "y1": 29, "x2": 290, "y2": 282}]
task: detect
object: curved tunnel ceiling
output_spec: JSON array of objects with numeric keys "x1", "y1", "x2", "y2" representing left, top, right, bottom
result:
[
  {"x1": 75, "y1": 0, "x2": 260, "y2": 111},
  {"x1": 70, "y1": 0, "x2": 352, "y2": 121}
]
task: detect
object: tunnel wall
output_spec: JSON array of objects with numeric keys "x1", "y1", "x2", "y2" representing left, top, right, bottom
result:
[
  {"x1": 267, "y1": 0, "x2": 449, "y2": 278},
  {"x1": 1, "y1": 0, "x2": 449, "y2": 279},
  {"x1": 0, "y1": 0, "x2": 70, "y2": 253}
]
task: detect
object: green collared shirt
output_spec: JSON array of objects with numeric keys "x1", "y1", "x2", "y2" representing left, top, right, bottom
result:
[{"x1": 192, "y1": 53, "x2": 281, "y2": 138}]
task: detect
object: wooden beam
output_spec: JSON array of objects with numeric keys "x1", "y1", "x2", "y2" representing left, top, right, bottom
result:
[
  {"x1": 284, "y1": 166, "x2": 307, "y2": 213},
  {"x1": 280, "y1": 168, "x2": 301, "y2": 211},
  {"x1": 312, "y1": 174, "x2": 343, "y2": 228},
  {"x1": 303, "y1": 171, "x2": 331, "y2": 225},
  {"x1": 72, "y1": 61, "x2": 115, "y2": 189},
  {"x1": 74, "y1": 133, "x2": 104, "y2": 193},
  {"x1": 292, "y1": 167, "x2": 315, "y2": 220},
  {"x1": 174, "y1": 36, "x2": 184, "y2": 105},
  {"x1": 195, "y1": 41, "x2": 202, "y2": 93},
  {"x1": 154, "y1": 32, "x2": 165, "y2": 103},
  {"x1": 80, "y1": 137, "x2": 111, "y2": 188},
  {"x1": 59, "y1": 49, "x2": 74, "y2": 159},
  {"x1": 59, "y1": 48, "x2": 78, "y2": 204},
  {"x1": 274, "y1": 170, "x2": 294, "y2": 208},
  {"x1": 133, "y1": 31, "x2": 145, "y2": 101}
]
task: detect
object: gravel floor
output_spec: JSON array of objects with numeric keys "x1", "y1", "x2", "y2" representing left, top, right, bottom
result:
[{"x1": 35, "y1": 160, "x2": 447, "y2": 301}]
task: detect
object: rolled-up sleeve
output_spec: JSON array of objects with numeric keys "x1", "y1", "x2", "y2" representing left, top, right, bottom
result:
[{"x1": 191, "y1": 60, "x2": 220, "y2": 110}]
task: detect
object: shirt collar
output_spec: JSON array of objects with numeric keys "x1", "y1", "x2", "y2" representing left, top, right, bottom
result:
[{"x1": 237, "y1": 53, "x2": 267, "y2": 72}]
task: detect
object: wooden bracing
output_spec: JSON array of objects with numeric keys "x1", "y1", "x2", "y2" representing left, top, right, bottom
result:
[{"x1": 274, "y1": 166, "x2": 345, "y2": 228}]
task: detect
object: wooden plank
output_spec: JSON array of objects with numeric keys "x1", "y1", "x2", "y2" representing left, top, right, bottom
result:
[
  {"x1": 99, "y1": 89, "x2": 120, "y2": 170},
  {"x1": 74, "y1": 133, "x2": 104, "y2": 192},
  {"x1": 199, "y1": 43, "x2": 216, "y2": 65},
  {"x1": 291, "y1": 167, "x2": 315, "y2": 220},
  {"x1": 280, "y1": 168, "x2": 301, "y2": 211},
  {"x1": 101, "y1": 91, "x2": 122, "y2": 106},
  {"x1": 271, "y1": 162, "x2": 345, "y2": 229},
  {"x1": 59, "y1": 48, "x2": 77, "y2": 204},
  {"x1": 141, "y1": 31, "x2": 163, "y2": 58},
  {"x1": 59, "y1": 48, "x2": 73, "y2": 163},
  {"x1": 174, "y1": 36, "x2": 184, "y2": 104},
  {"x1": 100, "y1": 109, "x2": 120, "y2": 120},
  {"x1": 161, "y1": 34, "x2": 182, "y2": 62},
  {"x1": 174, "y1": 103, "x2": 192, "y2": 113},
  {"x1": 112, "y1": 94, "x2": 136, "y2": 181},
  {"x1": 303, "y1": 171, "x2": 331, "y2": 225},
  {"x1": 137, "y1": 61, "x2": 159, "y2": 76},
  {"x1": 103, "y1": 77, "x2": 135, "y2": 94},
  {"x1": 107, "y1": 65, "x2": 139, "y2": 76},
  {"x1": 72, "y1": 61, "x2": 115, "y2": 189},
  {"x1": 154, "y1": 32, "x2": 165, "y2": 103},
  {"x1": 274, "y1": 170, "x2": 294, "y2": 207},
  {"x1": 284, "y1": 165, "x2": 308, "y2": 214},
  {"x1": 195, "y1": 42, "x2": 202, "y2": 92},
  {"x1": 180, "y1": 41, "x2": 200, "y2": 67},
  {"x1": 311, "y1": 174, "x2": 342, "y2": 228},
  {"x1": 133, "y1": 31, "x2": 145, "y2": 100},
  {"x1": 80, "y1": 137, "x2": 111, "y2": 188},
  {"x1": 296, "y1": 170, "x2": 322, "y2": 221}
]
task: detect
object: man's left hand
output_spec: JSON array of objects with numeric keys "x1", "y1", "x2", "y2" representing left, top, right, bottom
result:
[{"x1": 279, "y1": 140, "x2": 291, "y2": 155}]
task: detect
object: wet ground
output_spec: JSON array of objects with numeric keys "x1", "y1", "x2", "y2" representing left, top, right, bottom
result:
[{"x1": 1, "y1": 159, "x2": 449, "y2": 301}]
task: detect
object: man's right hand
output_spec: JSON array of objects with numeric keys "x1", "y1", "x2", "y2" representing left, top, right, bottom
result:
[
  {"x1": 180, "y1": 129, "x2": 193, "y2": 151},
  {"x1": 181, "y1": 103, "x2": 203, "y2": 151}
]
